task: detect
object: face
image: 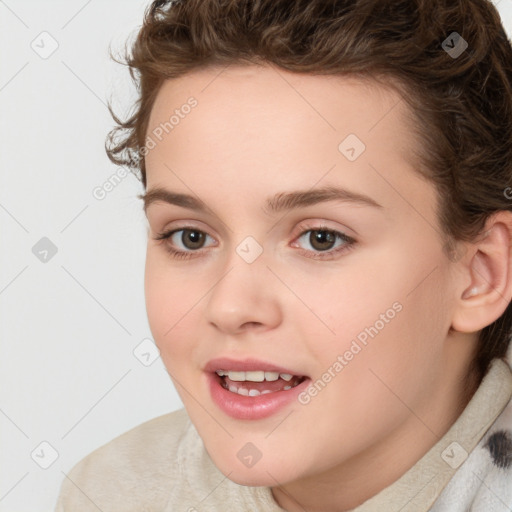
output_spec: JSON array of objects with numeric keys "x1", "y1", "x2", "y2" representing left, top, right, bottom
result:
[{"x1": 143, "y1": 64, "x2": 462, "y2": 488}]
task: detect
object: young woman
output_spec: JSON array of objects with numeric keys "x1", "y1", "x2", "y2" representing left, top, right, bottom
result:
[{"x1": 56, "y1": 1, "x2": 512, "y2": 510}]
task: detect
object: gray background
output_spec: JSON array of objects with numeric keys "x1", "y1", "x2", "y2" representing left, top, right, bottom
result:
[{"x1": 1, "y1": 1, "x2": 511, "y2": 510}]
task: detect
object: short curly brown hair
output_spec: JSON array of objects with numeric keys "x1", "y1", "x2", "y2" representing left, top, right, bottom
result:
[{"x1": 106, "y1": 0, "x2": 512, "y2": 383}]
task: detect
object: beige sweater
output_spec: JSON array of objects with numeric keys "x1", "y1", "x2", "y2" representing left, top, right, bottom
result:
[{"x1": 55, "y1": 358, "x2": 512, "y2": 512}]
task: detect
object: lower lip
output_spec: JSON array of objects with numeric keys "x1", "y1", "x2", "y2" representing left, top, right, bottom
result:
[{"x1": 207, "y1": 372, "x2": 310, "y2": 420}]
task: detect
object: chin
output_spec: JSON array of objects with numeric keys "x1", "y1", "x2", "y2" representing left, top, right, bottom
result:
[
  {"x1": 208, "y1": 449, "x2": 299, "y2": 487},
  {"x1": 224, "y1": 467, "x2": 284, "y2": 487}
]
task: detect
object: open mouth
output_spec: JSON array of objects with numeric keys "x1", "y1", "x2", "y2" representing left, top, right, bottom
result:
[{"x1": 215, "y1": 370, "x2": 307, "y2": 397}]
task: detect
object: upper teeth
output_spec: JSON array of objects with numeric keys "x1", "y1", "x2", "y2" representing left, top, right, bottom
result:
[{"x1": 215, "y1": 370, "x2": 294, "y2": 382}]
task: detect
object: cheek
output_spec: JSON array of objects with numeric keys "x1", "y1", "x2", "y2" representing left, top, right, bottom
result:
[
  {"x1": 295, "y1": 245, "x2": 452, "y2": 377},
  {"x1": 143, "y1": 249, "x2": 201, "y2": 362},
  {"x1": 283, "y1": 260, "x2": 406, "y2": 359}
]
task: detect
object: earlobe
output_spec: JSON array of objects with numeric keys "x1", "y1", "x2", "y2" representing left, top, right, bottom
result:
[{"x1": 451, "y1": 212, "x2": 512, "y2": 333}]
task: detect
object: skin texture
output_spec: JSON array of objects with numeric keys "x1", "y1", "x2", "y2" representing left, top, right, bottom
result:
[{"x1": 142, "y1": 63, "x2": 512, "y2": 512}]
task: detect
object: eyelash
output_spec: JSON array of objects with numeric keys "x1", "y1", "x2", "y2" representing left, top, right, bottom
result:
[{"x1": 153, "y1": 222, "x2": 356, "y2": 261}]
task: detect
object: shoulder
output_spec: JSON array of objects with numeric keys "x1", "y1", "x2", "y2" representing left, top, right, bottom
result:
[{"x1": 55, "y1": 408, "x2": 191, "y2": 512}]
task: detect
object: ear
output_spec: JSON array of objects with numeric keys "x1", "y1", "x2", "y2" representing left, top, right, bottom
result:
[{"x1": 451, "y1": 211, "x2": 512, "y2": 333}]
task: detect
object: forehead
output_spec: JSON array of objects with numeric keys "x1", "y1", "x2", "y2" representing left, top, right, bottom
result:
[
  {"x1": 143, "y1": 64, "x2": 435, "y2": 224},
  {"x1": 145, "y1": 64, "x2": 419, "y2": 168},
  {"x1": 147, "y1": 63, "x2": 413, "y2": 137}
]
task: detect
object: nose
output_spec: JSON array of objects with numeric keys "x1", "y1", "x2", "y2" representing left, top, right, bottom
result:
[{"x1": 204, "y1": 252, "x2": 283, "y2": 335}]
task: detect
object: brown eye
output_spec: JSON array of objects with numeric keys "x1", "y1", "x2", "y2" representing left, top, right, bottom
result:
[
  {"x1": 180, "y1": 229, "x2": 206, "y2": 249},
  {"x1": 153, "y1": 227, "x2": 216, "y2": 261},
  {"x1": 293, "y1": 226, "x2": 356, "y2": 260},
  {"x1": 308, "y1": 230, "x2": 337, "y2": 251}
]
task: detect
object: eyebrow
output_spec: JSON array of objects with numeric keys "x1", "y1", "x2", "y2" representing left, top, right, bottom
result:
[{"x1": 139, "y1": 185, "x2": 383, "y2": 215}]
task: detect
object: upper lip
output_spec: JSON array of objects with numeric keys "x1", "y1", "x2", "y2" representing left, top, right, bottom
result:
[{"x1": 204, "y1": 357, "x2": 306, "y2": 377}]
